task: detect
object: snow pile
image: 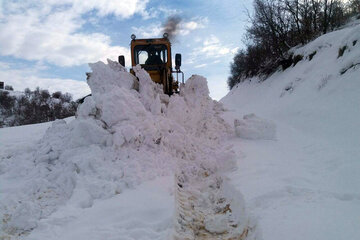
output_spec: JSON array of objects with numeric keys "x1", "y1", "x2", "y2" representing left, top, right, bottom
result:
[
  {"x1": 0, "y1": 60, "x2": 258, "y2": 239},
  {"x1": 234, "y1": 114, "x2": 276, "y2": 140}
]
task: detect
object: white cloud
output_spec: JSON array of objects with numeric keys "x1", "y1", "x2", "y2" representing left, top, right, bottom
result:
[
  {"x1": 0, "y1": 62, "x2": 10, "y2": 69},
  {"x1": 5, "y1": 0, "x2": 150, "y2": 19},
  {"x1": 200, "y1": 35, "x2": 232, "y2": 57},
  {"x1": 194, "y1": 63, "x2": 207, "y2": 68},
  {"x1": 231, "y1": 47, "x2": 239, "y2": 54},
  {"x1": 142, "y1": 6, "x2": 182, "y2": 20},
  {"x1": 70, "y1": 0, "x2": 149, "y2": 18},
  {"x1": 132, "y1": 24, "x2": 163, "y2": 38},
  {"x1": 0, "y1": 4, "x2": 3, "y2": 19},
  {"x1": 0, "y1": 63, "x2": 90, "y2": 99},
  {"x1": 0, "y1": 0, "x2": 145, "y2": 67},
  {"x1": 186, "y1": 34, "x2": 237, "y2": 66},
  {"x1": 178, "y1": 17, "x2": 208, "y2": 36},
  {"x1": 132, "y1": 17, "x2": 208, "y2": 39}
]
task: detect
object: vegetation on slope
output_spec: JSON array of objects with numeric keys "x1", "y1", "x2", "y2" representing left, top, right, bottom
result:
[
  {"x1": 0, "y1": 87, "x2": 78, "y2": 127},
  {"x1": 228, "y1": 0, "x2": 360, "y2": 89}
]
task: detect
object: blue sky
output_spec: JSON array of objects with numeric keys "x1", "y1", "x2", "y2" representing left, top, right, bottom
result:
[{"x1": 0, "y1": 0, "x2": 252, "y2": 100}]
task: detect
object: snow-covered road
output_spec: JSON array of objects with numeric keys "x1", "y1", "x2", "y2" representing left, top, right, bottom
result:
[{"x1": 224, "y1": 114, "x2": 360, "y2": 240}]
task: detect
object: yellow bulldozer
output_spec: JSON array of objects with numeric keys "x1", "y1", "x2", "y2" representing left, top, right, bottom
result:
[{"x1": 118, "y1": 33, "x2": 184, "y2": 95}]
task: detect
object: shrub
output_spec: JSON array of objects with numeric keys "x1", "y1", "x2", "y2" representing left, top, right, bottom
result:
[
  {"x1": 4, "y1": 85, "x2": 14, "y2": 91},
  {"x1": 308, "y1": 51, "x2": 317, "y2": 61},
  {"x1": 280, "y1": 55, "x2": 294, "y2": 71},
  {"x1": 52, "y1": 91, "x2": 62, "y2": 99},
  {"x1": 338, "y1": 45, "x2": 347, "y2": 58},
  {"x1": 293, "y1": 55, "x2": 304, "y2": 66}
]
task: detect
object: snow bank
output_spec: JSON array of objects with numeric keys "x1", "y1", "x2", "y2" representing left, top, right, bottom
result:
[
  {"x1": 234, "y1": 114, "x2": 276, "y2": 140},
  {"x1": 0, "y1": 60, "x2": 258, "y2": 239}
]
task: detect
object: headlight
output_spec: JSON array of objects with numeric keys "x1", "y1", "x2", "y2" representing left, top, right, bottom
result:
[
  {"x1": 163, "y1": 33, "x2": 169, "y2": 38},
  {"x1": 131, "y1": 34, "x2": 136, "y2": 40}
]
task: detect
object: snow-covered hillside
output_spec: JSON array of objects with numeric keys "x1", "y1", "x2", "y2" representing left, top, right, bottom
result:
[
  {"x1": 221, "y1": 20, "x2": 360, "y2": 240},
  {"x1": 1, "y1": 20, "x2": 359, "y2": 240}
]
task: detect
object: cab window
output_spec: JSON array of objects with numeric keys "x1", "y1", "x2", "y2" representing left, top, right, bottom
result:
[{"x1": 134, "y1": 44, "x2": 168, "y2": 65}]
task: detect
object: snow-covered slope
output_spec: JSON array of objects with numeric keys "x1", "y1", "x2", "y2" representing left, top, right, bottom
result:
[{"x1": 221, "y1": 20, "x2": 360, "y2": 240}]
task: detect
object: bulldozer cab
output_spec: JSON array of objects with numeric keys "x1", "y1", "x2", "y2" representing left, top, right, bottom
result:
[
  {"x1": 134, "y1": 44, "x2": 167, "y2": 66},
  {"x1": 119, "y1": 34, "x2": 183, "y2": 95}
]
